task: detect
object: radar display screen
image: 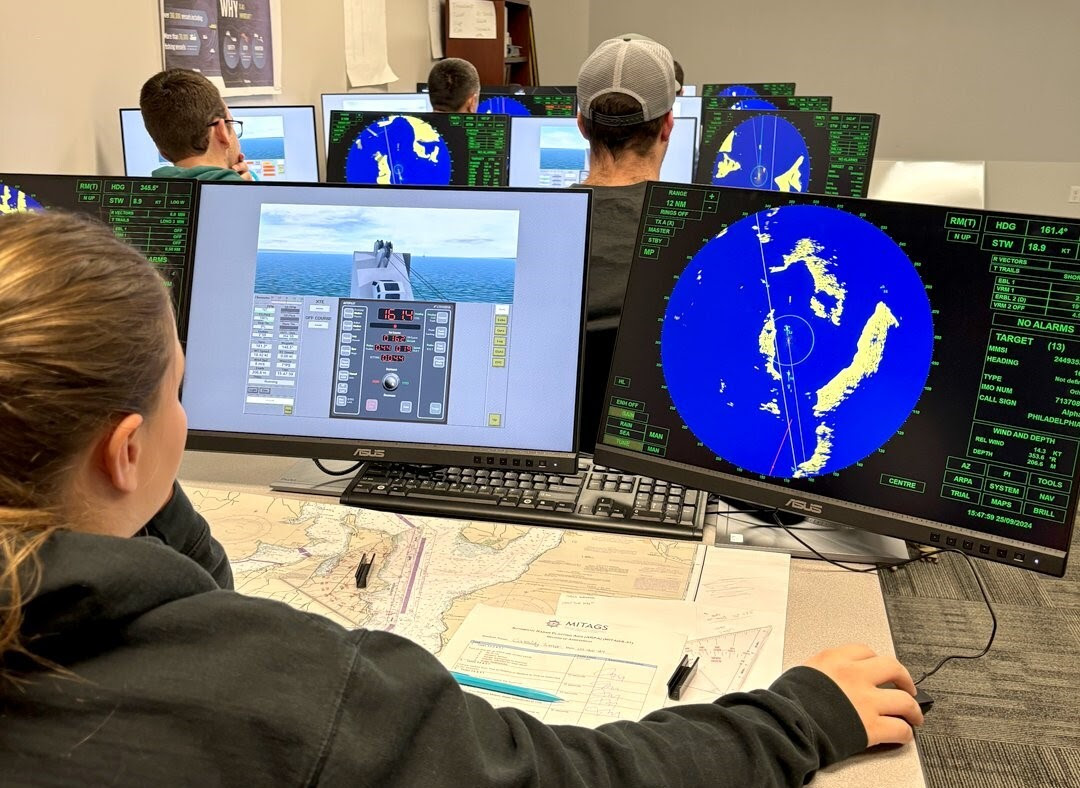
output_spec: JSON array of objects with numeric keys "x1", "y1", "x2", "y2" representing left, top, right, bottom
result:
[
  {"x1": 705, "y1": 95, "x2": 833, "y2": 113},
  {"x1": 701, "y1": 83, "x2": 797, "y2": 98},
  {"x1": 695, "y1": 110, "x2": 878, "y2": 197},
  {"x1": 477, "y1": 90, "x2": 576, "y2": 117},
  {"x1": 0, "y1": 173, "x2": 198, "y2": 339},
  {"x1": 593, "y1": 183, "x2": 1080, "y2": 575},
  {"x1": 326, "y1": 111, "x2": 509, "y2": 187}
]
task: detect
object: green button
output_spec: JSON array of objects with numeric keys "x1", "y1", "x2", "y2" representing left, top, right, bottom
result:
[
  {"x1": 1029, "y1": 474, "x2": 1072, "y2": 493},
  {"x1": 943, "y1": 472, "x2": 982, "y2": 490},
  {"x1": 982, "y1": 494, "x2": 1021, "y2": 513},
  {"x1": 645, "y1": 427, "x2": 668, "y2": 444},
  {"x1": 602, "y1": 434, "x2": 644, "y2": 452},
  {"x1": 946, "y1": 457, "x2": 987, "y2": 476},
  {"x1": 614, "y1": 376, "x2": 631, "y2": 388},
  {"x1": 608, "y1": 406, "x2": 640, "y2": 421},
  {"x1": 880, "y1": 474, "x2": 926, "y2": 493},
  {"x1": 985, "y1": 465, "x2": 1028, "y2": 483},
  {"x1": 941, "y1": 485, "x2": 978, "y2": 504},
  {"x1": 1022, "y1": 501, "x2": 1066, "y2": 523},
  {"x1": 1025, "y1": 488, "x2": 1069, "y2": 508},
  {"x1": 983, "y1": 480, "x2": 1024, "y2": 498}
]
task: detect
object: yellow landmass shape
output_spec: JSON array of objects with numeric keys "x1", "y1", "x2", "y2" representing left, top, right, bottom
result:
[
  {"x1": 769, "y1": 238, "x2": 847, "y2": 326},
  {"x1": 402, "y1": 115, "x2": 442, "y2": 162},
  {"x1": 774, "y1": 156, "x2": 804, "y2": 192},
  {"x1": 714, "y1": 153, "x2": 741, "y2": 180},
  {"x1": 719, "y1": 130, "x2": 736, "y2": 154},
  {"x1": 373, "y1": 151, "x2": 391, "y2": 185},
  {"x1": 813, "y1": 302, "x2": 899, "y2": 416},
  {"x1": 794, "y1": 423, "x2": 834, "y2": 478},
  {"x1": 758, "y1": 309, "x2": 782, "y2": 381},
  {"x1": 0, "y1": 185, "x2": 35, "y2": 214}
]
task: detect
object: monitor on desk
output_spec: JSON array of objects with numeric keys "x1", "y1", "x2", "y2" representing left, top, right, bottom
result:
[
  {"x1": 325, "y1": 111, "x2": 510, "y2": 187},
  {"x1": 507, "y1": 116, "x2": 698, "y2": 187},
  {"x1": 701, "y1": 83, "x2": 797, "y2": 97},
  {"x1": 476, "y1": 90, "x2": 576, "y2": 118},
  {"x1": 592, "y1": 182, "x2": 1078, "y2": 576},
  {"x1": 0, "y1": 172, "x2": 198, "y2": 339},
  {"x1": 320, "y1": 93, "x2": 433, "y2": 145},
  {"x1": 705, "y1": 95, "x2": 833, "y2": 112},
  {"x1": 120, "y1": 106, "x2": 319, "y2": 182},
  {"x1": 695, "y1": 109, "x2": 879, "y2": 197},
  {"x1": 181, "y1": 182, "x2": 591, "y2": 472},
  {"x1": 680, "y1": 85, "x2": 697, "y2": 96}
]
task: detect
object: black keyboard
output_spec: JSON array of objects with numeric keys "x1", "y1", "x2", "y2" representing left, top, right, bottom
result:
[{"x1": 340, "y1": 456, "x2": 706, "y2": 539}]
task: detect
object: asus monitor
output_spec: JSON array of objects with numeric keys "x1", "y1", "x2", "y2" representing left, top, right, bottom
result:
[
  {"x1": 0, "y1": 172, "x2": 198, "y2": 338},
  {"x1": 593, "y1": 182, "x2": 1078, "y2": 576},
  {"x1": 181, "y1": 182, "x2": 591, "y2": 472},
  {"x1": 695, "y1": 110, "x2": 879, "y2": 198},
  {"x1": 326, "y1": 111, "x2": 510, "y2": 187},
  {"x1": 120, "y1": 106, "x2": 319, "y2": 182}
]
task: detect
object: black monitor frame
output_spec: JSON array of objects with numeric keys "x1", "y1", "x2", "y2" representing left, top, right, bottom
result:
[
  {"x1": 181, "y1": 181, "x2": 592, "y2": 474},
  {"x1": 594, "y1": 182, "x2": 1077, "y2": 576},
  {"x1": 701, "y1": 83, "x2": 798, "y2": 97}
]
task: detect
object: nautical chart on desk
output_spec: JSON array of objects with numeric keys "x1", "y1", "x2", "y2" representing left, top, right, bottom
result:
[{"x1": 185, "y1": 485, "x2": 704, "y2": 655}]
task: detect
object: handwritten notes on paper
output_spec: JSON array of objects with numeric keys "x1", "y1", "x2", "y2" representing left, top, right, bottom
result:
[{"x1": 449, "y1": 0, "x2": 497, "y2": 39}]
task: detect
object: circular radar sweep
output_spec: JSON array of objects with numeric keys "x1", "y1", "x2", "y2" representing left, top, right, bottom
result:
[
  {"x1": 345, "y1": 115, "x2": 452, "y2": 186},
  {"x1": 660, "y1": 204, "x2": 934, "y2": 479},
  {"x1": 711, "y1": 114, "x2": 811, "y2": 192},
  {"x1": 0, "y1": 184, "x2": 44, "y2": 214},
  {"x1": 477, "y1": 96, "x2": 531, "y2": 116},
  {"x1": 717, "y1": 85, "x2": 760, "y2": 97},
  {"x1": 729, "y1": 98, "x2": 779, "y2": 111}
]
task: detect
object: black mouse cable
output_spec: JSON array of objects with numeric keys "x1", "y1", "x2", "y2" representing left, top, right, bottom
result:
[
  {"x1": 313, "y1": 459, "x2": 365, "y2": 476},
  {"x1": 768, "y1": 510, "x2": 998, "y2": 685}
]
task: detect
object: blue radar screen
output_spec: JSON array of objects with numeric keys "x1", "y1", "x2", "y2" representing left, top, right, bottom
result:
[
  {"x1": 478, "y1": 96, "x2": 531, "y2": 116},
  {"x1": 718, "y1": 85, "x2": 759, "y2": 97},
  {"x1": 344, "y1": 115, "x2": 452, "y2": 185},
  {"x1": 0, "y1": 183, "x2": 44, "y2": 213},
  {"x1": 729, "y1": 98, "x2": 779, "y2": 111},
  {"x1": 661, "y1": 205, "x2": 934, "y2": 479},
  {"x1": 711, "y1": 114, "x2": 811, "y2": 192}
]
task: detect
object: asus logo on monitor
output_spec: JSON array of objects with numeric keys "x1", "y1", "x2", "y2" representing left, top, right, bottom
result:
[
  {"x1": 785, "y1": 498, "x2": 823, "y2": 515},
  {"x1": 353, "y1": 447, "x2": 387, "y2": 458}
]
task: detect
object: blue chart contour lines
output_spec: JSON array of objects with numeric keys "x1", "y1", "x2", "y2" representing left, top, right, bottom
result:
[
  {"x1": 478, "y1": 96, "x2": 531, "y2": 116},
  {"x1": 660, "y1": 204, "x2": 934, "y2": 478},
  {"x1": 710, "y1": 114, "x2": 811, "y2": 192},
  {"x1": 344, "y1": 115, "x2": 453, "y2": 186}
]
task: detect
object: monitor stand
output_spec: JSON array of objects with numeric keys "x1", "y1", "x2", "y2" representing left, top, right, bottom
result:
[
  {"x1": 270, "y1": 458, "x2": 356, "y2": 497},
  {"x1": 708, "y1": 500, "x2": 910, "y2": 565}
]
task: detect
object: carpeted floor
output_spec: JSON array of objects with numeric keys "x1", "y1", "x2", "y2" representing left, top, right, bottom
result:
[{"x1": 879, "y1": 524, "x2": 1080, "y2": 788}]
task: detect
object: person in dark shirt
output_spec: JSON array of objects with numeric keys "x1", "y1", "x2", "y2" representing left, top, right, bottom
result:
[
  {"x1": 428, "y1": 58, "x2": 481, "y2": 113},
  {"x1": 140, "y1": 68, "x2": 252, "y2": 181},
  {"x1": 0, "y1": 211, "x2": 922, "y2": 786}
]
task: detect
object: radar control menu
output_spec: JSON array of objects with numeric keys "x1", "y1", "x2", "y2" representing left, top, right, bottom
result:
[
  {"x1": 595, "y1": 183, "x2": 1080, "y2": 572},
  {"x1": 326, "y1": 111, "x2": 509, "y2": 187},
  {"x1": 0, "y1": 173, "x2": 197, "y2": 337},
  {"x1": 477, "y1": 92, "x2": 576, "y2": 117},
  {"x1": 701, "y1": 83, "x2": 797, "y2": 97},
  {"x1": 694, "y1": 110, "x2": 878, "y2": 197},
  {"x1": 705, "y1": 95, "x2": 833, "y2": 112}
]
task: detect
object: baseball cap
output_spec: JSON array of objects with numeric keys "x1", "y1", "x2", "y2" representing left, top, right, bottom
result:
[{"x1": 577, "y1": 36, "x2": 678, "y2": 126}]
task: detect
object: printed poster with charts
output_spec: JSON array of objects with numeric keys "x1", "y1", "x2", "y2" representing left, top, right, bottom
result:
[{"x1": 161, "y1": 0, "x2": 282, "y2": 95}]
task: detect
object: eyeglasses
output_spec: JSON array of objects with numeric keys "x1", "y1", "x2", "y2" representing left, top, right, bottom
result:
[{"x1": 207, "y1": 118, "x2": 244, "y2": 138}]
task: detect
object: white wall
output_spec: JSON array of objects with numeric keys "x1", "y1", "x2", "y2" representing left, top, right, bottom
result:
[
  {"x1": 0, "y1": 0, "x2": 438, "y2": 176},
  {"x1": 531, "y1": 0, "x2": 590, "y2": 84},
  {"x1": 587, "y1": 0, "x2": 1080, "y2": 216}
]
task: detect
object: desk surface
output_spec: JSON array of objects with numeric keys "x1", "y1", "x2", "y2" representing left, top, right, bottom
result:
[{"x1": 180, "y1": 450, "x2": 925, "y2": 787}]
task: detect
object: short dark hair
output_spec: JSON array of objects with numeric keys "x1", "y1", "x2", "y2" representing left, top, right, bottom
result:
[
  {"x1": 582, "y1": 93, "x2": 665, "y2": 159},
  {"x1": 139, "y1": 69, "x2": 226, "y2": 162},
  {"x1": 428, "y1": 58, "x2": 480, "y2": 112},
  {"x1": 673, "y1": 60, "x2": 685, "y2": 88}
]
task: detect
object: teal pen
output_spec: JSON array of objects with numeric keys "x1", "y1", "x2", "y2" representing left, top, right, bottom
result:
[{"x1": 450, "y1": 671, "x2": 563, "y2": 703}]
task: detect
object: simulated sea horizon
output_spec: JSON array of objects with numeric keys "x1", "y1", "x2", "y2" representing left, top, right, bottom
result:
[{"x1": 253, "y1": 249, "x2": 516, "y2": 303}]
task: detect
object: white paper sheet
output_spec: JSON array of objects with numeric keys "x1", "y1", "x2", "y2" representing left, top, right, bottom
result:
[
  {"x1": 428, "y1": 0, "x2": 445, "y2": 58},
  {"x1": 449, "y1": 0, "x2": 496, "y2": 39},
  {"x1": 439, "y1": 605, "x2": 686, "y2": 727},
  {"x1": 688, "y1": 545, "x2": 791, "y2": 615},
  {"x1": 343, "y1": 0, "x2": 399, "y2": 88},
  {"x1": 556, "y1": 594, "x2": 784, "y2": 699}
]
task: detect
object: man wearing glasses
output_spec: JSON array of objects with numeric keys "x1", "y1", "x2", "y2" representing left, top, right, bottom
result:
[{"x1": 139, "y1": 69, "x2": 253, "y2": 182}]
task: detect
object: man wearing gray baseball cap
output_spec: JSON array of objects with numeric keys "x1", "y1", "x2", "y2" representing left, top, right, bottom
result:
[{"x1": 575, "y1": 35, "x2": 680, "y2": 451}]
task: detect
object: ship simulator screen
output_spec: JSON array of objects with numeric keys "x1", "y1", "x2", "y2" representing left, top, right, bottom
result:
[
  {"x1": 593, "y1": 183, "x2": 1078, "y2": 575},
  {"x1": 182, "y1": 183, "x2": 590, "y2": 467}
]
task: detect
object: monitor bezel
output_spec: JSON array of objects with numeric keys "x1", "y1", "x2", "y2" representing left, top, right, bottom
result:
[
  {"x1": 182, "y1": 181, "x2": 593, "y2": 474},
  {"x1": 118, "y1": 105, "x2": 319, "y2": 181},
  {"x1": 592, "y1": 181, "x2": 1073, "y2": 577}
]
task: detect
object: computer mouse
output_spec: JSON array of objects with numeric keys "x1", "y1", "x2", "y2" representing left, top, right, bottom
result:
[{"x1": 914, "y1": 688, "x2": 934, "y2": 715}]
